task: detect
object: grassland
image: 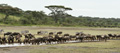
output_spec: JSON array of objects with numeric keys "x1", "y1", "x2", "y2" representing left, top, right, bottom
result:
[{"x1": 0, "y1": 26, "x2": 120, "y2": 53}]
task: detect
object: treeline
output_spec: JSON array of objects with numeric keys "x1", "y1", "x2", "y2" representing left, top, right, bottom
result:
[{"x1": 0, "y1": 4, "x2": 120, "y2": 27}]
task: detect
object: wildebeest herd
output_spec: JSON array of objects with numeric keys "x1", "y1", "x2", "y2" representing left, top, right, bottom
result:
[{"x1": 0, "y1": 29, "x2": 120, "y2": 45}]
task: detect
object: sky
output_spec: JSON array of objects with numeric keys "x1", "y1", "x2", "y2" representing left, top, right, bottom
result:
[{"x1": 0, "y1": 0, "x2": 120, "y2": 18}]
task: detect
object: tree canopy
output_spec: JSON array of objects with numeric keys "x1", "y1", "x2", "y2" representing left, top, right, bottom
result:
[
  {"x1": 0, "y1": 4, "x2": 22, "y2": 21},
  {"x1": 45, "y1": 5, "x2": 72, "y2": 23}
]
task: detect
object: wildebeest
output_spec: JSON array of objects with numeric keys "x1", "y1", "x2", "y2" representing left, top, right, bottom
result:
[
  {"x1": 1, "y1": 37, "x2": 7, "y2": 44},
  {"x1": 23, "y1": 34, "x2": 35, "y2": 44},
  {"x1": 49, "y1": 32, "x2": 54, "y2": 35},
  {"x1": 30, "y1": 37, "x2": 42, "y2": 45},
  {"x1": 54, "y1": 34, "x2": 63, "y2": 44},
  {"x1": 96, "y1": 35, "x2": 108, "y2": 42},
  {"x1": 11, "y1": 32, "x2": 21, "y2": 36},
  {"x1": 116, "y1": 35, "x2": 120, "y2": 39},
  {"x1": 7, "y1": 35, "x2": 14, "y2": 44},
  {"x1": 15, "y1": 34, "x2": 22, "y2": 44},
  {"x1": 69, "y1": 35, "x2": 76, "y2": 41},
  {"x1": 57, "y1": 31, "x2": 62, "y2": 35},
  {"x1": 23, "y1": 38, "x2": 30, "y2": 44},
  {"x1": 75, "y1": 35, "x2": 84, "y2": 42},
  {"x1": 4, "y1": 32, "x2": 12, "y2": 36},
  {"x1": 64, "y1": 34, "x2": 69, "y2": 36},
  {"x1": 96, "y1": 35, "x2": 102, "y2": 41},
  {"x1": 28, "y1": 34, "x2": 35, "y2": 39},
  {"x1": 108, "y1": 34, "x2": 117, "y2": 39},
  {"x1": 62, "y1": 36, "x2": 71, "y2": 43},
  {"x1": 102, "y1": 35, "x2": 109, "y2": 42}
]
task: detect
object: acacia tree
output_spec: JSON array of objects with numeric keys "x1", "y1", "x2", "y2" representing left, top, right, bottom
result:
[
  {"x1": 45, "y1": 5, "x2": 72, "y2": 23},
  {"x1": 0, "y1": 4, "x2": 22, "y2": 21}
]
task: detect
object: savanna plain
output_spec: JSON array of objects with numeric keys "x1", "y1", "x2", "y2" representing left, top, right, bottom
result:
[{"x1": 0, "y1": 26, "x2": 120, "y2": 53}]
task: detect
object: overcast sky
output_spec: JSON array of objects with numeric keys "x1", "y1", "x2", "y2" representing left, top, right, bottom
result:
[{"x1": 0, "y1": 0, "x2": 120, "y2": 18}]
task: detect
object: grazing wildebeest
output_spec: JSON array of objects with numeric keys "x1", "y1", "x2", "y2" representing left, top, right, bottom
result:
[
  {"x1": 102, "y1": 35, "x2": 108, "y2": 42},
  {"x1": 37, "y1": 31, "x2": 42, "y2": 35},
  {"x1": 57, "y1": 34, "x2": 71, "y2": 43},
  {"x1": 57, "y1": 31, "x2": 62, "y2": 35},
  {"x1": 2, "y1": 37, "x2": 7, "y2": 44},
  {"x1": 75, "y1": 32, "x2": 85, "y2": 42},
  {"x1": 49, "y1": 32, "x2": 54, "y2": 35},
  {"x1": 116, "y1": 35, "x2": 120, "y2": 39},
  {"x1": 11, "y1": 32, "x2": 21, "y2": 36},
  {"x1": 96, "y1": 35, "x2": 102, "y2": 41},
  {"x1": 7, "y1": 35, "x2": 14, "y2": 44},
  {"x1": 83, "y1": 34, "x2": 96, "y2": 41},
  {"x1": 23, "y1": 34, "x2": 35, "y2": 44},
  {"x1": 28, "y1": 34, "x2": 35, "y2": 39},
  {"x1": 75, "y1": 33, "x2": 85, "y2": 42},
  {"x1": 24, "y1": 35, "x2": 29, "y2": 38},
  {"x1": 64, "y1": 34, "x2": 69, "y2": 36},
  {"x1": 91, "y1": 35, "x2": 96, "y2": 41},
  {"x1": 54, "y1": 34, "x2": 63, "y2": 44},
  {"x1": 21, "y1": 30, "x2": 29, "y2": 34},
  {"x1": 96, "y1": 35, "x2": 108, "y2": 42},
  {"x1": 23, "y1": 38, "x2": 30, "y2": 44},
  {"x1": 46, "y1": 35, "x2": 54, "y2": 44},
  {"x1": 108, "y1": 34, "x2": 117, "y2": 39},
  {"x1": 15, "y1": 34, "x2": 22, "y2": 40},
  {"x1": 62, "y1": 36, "x2": 71, "y2": 43},
  {"x1": 69, "y1": 35, "x2": 76, "y2": 41},
  {"x1": 15, "y1": 34, "x2": 22, "y2": 44},
  {"x1": 30, "y1": 37, "x2": 48, "y2": 45},
  {"x1": 4, "y1": 32, "x2": 12, "y2": 36}
]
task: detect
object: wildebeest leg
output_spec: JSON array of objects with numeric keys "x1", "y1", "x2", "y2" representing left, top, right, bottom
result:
[
  {"x1": 104, "y1": 38, "x2": 107, "y2": 42},
  {"x1": 18, "y1": 40, "x2": 21, "y2": 44},
  {"x1": 37, "y1": 41, "x2": 39, "y2": 45},
  {"x1": 8, "y1": 40, "x2": 10, "y2": 44},
  {"x1": 0, "y1": 40, "x2": 2, "y2": 44},
  {"x1": 12, "y1": 40, "x2": 14, "y2": 44},
  {"x1": 98, "y1": 38, "x2": 101, "y2": 41},
  {"x1": 32, "y1": 42, "x2": 34, "y2": 45},
  {"x1": 80, "y1": 38, "x2": 83, "y2": 42},
  {"x1": 23, "y1": 41, "x2": 25, "y2": 44}
]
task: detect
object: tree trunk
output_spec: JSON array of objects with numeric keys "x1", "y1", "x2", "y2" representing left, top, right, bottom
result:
[{"x1": 4, "y1": 14, "x2": 9, "y2": 22}]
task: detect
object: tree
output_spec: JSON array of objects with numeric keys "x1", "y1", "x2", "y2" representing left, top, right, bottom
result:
[
  {"x1": 0, "y1": 4, "x2": 22, "y2": 21},
  {"x1": 45, "y1": 5, "x2": 72, "y2": 23}
]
